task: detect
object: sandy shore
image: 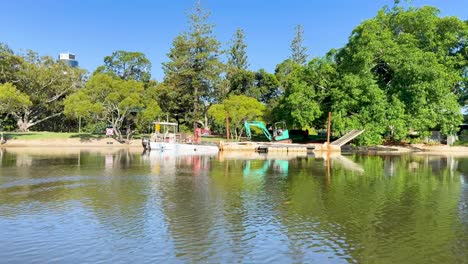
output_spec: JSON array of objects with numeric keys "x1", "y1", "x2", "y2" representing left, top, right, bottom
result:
[{"x1": 346, "y1": 144, "x2": 468, "y2": 155}]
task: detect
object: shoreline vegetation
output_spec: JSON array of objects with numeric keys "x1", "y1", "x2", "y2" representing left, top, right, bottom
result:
[
  {"x1": 1, "y1": 3, "x2": 467, "y2": 147},
  {"x1": 1, "y1": 132, "x2": 468, "y2": 154}
]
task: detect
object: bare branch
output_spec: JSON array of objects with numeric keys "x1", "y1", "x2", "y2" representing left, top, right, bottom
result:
[{"x1": 28, "y1": 112, "x2": 62, "y2": 127}]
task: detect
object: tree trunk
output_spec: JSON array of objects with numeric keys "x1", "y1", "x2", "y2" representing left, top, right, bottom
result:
[
  {"x1": 193, "y1": 86, "x2": 198, "y2": 133},
  {"x1": 125, "y1": 120, "x2": 134, "y2": 142},
  {"x1": 17, "y1": 119, "x2": 31, "y2": 132}
]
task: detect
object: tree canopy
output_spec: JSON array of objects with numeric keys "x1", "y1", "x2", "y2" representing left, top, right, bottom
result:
[
  {"x1": 0, "y1": 47, "x2": 85, "y2": 132},
  {"x1": 64, "y1": 74, "x2": 160, "y2": 141},
  {"x1": 208, "y1": 95, "x2": 265, "y2": 140},
  {"x1": 95, "y1": 50, "x2": 152, "y2": 83},
  {"x1": 162, "y1": 2, "x2": 223, "y2": 130},
  {"x1": 290, "y1": 24, "x2": 308, "y2": 65},
  {"x1": 330, "y1": 5, "x2": 467, "y2": 144}
]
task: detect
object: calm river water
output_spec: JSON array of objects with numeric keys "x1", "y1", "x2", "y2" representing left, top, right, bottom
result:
[{"x1": 0, "y1": 148, "x2": 467, "y2": 263}]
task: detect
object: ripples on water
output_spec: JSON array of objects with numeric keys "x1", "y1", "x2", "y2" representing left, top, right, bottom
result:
[{"x1": 0, "y1": 148, "x2": 467, "y2": 263}]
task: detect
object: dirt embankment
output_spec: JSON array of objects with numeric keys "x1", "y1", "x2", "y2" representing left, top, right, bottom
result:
[
  {"x1": 2, "y1": 138, "x2": 468, "y2": 155},
  {"x1": 347, "y1": 144, "x2": 468, "y2": 155}
]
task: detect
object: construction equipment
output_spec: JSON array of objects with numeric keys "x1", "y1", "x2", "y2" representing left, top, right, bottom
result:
[{"x1": 244, "y1": 121, "x2": 292, "y2": 143}]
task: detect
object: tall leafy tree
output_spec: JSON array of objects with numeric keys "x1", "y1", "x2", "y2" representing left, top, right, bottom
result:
[
  {"x1": 64, "y1": 74, "x2": 160, "y2": 141},
  {"x1": 290, "y1": 24, "x2": 308, "y2": 65},
  {"x1": 0, "y1": 83, "x2": 31, "y2": 114},
  {"x1": 95, "y1": 50, "x2": 151, "y2": 83},
  {"x1": 0, "y1": 83, "x2": 32, "y2": 131},
  {"x1": 247, "y1": 69, "x2": 282, "y2": 105},
  {"x1": 208, "y1": 95, "x2": 265, "y2": 140},
  {"x1": 228, "y1": 28, "x2": 249, "y2": 70},
  {"x1": 332, "y1": 5, "x2": 467, "y2": 144},
  {"x1": 226, "y1": 28, "x2": 256, "y2": 96},
  {"x1": 0, "y1": 49, "x2": 85, "y2": 132},
  {"x1": 162, "y1": 2, "x2": 223, "y2": 130},
  {"x1": 276, "y1": 57, "x2": 337, "y2": 130},
  {"x1": 0, "y1": 43, "x2": 22, "y2": 84},
  {"x1": 159, "y1": 35, "x2": 193, "y2": 126}
]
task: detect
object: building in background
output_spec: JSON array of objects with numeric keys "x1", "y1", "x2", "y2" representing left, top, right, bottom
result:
[{"x1": 58, "y1": 53, "x2": 78, "y2": 68}]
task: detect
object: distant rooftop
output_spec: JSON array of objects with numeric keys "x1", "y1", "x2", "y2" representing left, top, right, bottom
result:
[{"x1": 59, "y1": 53, "x2": 76, "y2": 60}]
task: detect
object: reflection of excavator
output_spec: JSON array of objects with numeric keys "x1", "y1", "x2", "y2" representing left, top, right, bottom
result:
[
  {"x1": 243, "y1": 160, "x2": 289, "y2": 177},
  {"x1": 244, "y1": 121, "x2": 292, "y2": 143}
]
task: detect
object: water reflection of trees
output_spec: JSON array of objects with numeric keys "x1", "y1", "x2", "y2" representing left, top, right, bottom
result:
[
  {"x1": 275, "y1": 155, "x2": 465, "y2": 263},
  {"x1": 0, "y1": 149, "x2": 150, "y2": 223},
  {"x1": 1, "y1": 151, "x2": 467, "y2": 262}
]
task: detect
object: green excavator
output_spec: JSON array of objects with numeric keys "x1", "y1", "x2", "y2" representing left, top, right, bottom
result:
[{"x1": 244, "y1": 121, "x2": 292, "y2": 143}]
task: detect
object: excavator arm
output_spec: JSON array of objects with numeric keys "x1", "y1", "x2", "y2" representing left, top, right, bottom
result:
[{"x1": 244, "y1": 121, "x2": 272, "y2": 141}]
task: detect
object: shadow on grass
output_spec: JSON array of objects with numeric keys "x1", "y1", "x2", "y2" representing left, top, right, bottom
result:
[{"x1": 70, "y1": 133, "x2": 104, "y2": 142}]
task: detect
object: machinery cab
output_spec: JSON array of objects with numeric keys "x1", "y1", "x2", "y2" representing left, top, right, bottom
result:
[
  {"x1": 273, "y1": 121, "x2": 289, "y2": 141},
  {"x1": 244, "y1": 120, "x2": 291, "y2": 142}
]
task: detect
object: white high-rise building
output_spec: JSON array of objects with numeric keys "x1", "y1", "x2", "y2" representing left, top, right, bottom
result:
[{"x1": 58, "y1": 53, "x2": 78, "y2": 68}]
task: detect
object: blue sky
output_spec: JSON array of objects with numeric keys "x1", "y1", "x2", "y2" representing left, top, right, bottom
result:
[{"x1": 1, "y1": 0, "x2": 466, "y2": 81}]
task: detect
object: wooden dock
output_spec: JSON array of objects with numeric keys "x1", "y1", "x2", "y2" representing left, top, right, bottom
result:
[
  {"x1": 220, "y1": 141, "x2": 340, "y2": 153},
  {"x1": 256, "y1": 143, "x2": 315, "y2": 153},
  {"x1": 219, "y1": 128, "x2": 365, "y2": 153}
]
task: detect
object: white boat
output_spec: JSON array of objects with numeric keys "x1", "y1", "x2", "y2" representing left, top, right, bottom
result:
[{"x1": 142, "y1": 122, "x2": 219, "y2": 154}]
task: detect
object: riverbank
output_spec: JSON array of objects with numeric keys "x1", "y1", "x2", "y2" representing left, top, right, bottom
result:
[
  {"x1": 2, "y1": 137, "x2": 468, "y2": 155},
  {"x1": 346, "y1": 144, "x2": 468, "y2": 155},
  {"x1": 0, "y1": 137, "x2": 142, "y2": 147}
]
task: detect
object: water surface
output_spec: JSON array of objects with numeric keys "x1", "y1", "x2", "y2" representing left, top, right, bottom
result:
[{"x1": 0, "y1": 148, "x2": 467, "y2": 263}]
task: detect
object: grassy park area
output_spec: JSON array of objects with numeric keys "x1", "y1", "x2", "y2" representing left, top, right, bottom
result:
[{"x1": 3, "y1": 132, "x2": 103, "y2": 140}]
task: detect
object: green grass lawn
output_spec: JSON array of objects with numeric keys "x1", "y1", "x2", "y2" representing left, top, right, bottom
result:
[{"x1": 3, "y1": 132, "x2": 104, "y2": 140}]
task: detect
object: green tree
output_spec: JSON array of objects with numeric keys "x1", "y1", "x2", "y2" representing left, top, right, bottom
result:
[
  {"x1": 95, "y1": 50, "x2": 151, "y2": 83},
  {"x1": 64, "y1": 74, "x2": 160, "y2": 141},
  {"x1": 0, "y1": 83, "x2": 31, "y2": 114},
  {"x1": 290, "y1": 24, "x2": 308, "y2": 65},
  {"x1": 208, "y1": 95, "x2": 265, "y2": 140},
  {"x1": 332, "y1": 5, "x2": 467, "y2": 144},
  {"x1": 0, "y1": 43, "x2": 22, "y2": 84},
  {"x1": 0, "y1": 83, "x2": 32, "y2": 131},
  {"x1": 137, "y1": 84, "x2": 162, "y2": 132},
  {"x1": 226, "y1": 28, "x2": 256, "y2": 97},
  {"x1": 275, "y1": 59, "x2": 302, "y2": 90},
  {"x1": 247, "y1": 69, "x2": 281, "y2": 105},
  {"x1": 228, "y1": 28, "x2": 249, "y2": 70},
  {"x1": 1, "y1": 50, "x2": 85, "y2": 132},
  {"x1": 159, "y1": 35, "x2": 193, "y2": 126},
  {"x1": 276, "y1": 57, "x2": 336, "y2": 130},
  {"x1": 162, "y1": 2, "x2": 223, "y2": 130}
]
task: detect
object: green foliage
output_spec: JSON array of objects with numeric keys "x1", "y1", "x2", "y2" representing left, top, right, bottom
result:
[
  {"x1": 162, "y1": 2, "x2": 223, "y2": 129},
  {"x1": 0, "y1": 47, "x2": 85, "y2": 132},
  {"x1": 0, "y1": 83, "x2": 32, "y2": 114},
  {"x1": 290, "y1": 24, "x2": 308, "y2": 65},
  {"x1": 276, "y1": 58, "x2": 336, "y2": 130},
  {"x1": 137, "y1": 86, "x2": 162, "y2": 132},
  {"x1": 0, "y1": 43, "x2": 22, "y2": 84},
  {"x1": 64, "y1": 74, "x2": 160, "y2": 141},
  {"x1": 331, "y1": 5, "x2": 467, "y2": 144},
  {"x1": 272, "y1": 5, "x2": 467, "y2": 145},
  {"x1": 208, "y1": 95, "x2": 265, "y2": 140},
  {"x1": 94, "y1": 50, "x2": 151, "y2": 82},
  {"x1": 226, "y1": 28, "x2": 255, "y2": 97},
  {"x1": 83, "y1": 121, "x2": 107, "y2": 134},
  {"x1": 1, "y1": 4, "x2": 467, "y2": 146},
  {"x1": 247, "y1": 69, "x2": 282, "y2": 105},
  {"x1": 228, "y1": 28, "x2": 249, "y2": 70},
  {"x1": 227, "y1": 69, "x2": 255, "y2": 96}
]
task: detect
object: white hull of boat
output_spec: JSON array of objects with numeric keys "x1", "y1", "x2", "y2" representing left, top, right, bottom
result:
[{"x1": 148, "y1": 142, "x2": 219, "y2": 154}]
